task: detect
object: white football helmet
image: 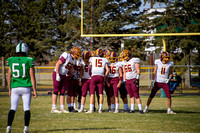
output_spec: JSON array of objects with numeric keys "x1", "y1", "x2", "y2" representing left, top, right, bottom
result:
[{"x1": 16, "y1": 43, "x2": 28, "y2": 54}]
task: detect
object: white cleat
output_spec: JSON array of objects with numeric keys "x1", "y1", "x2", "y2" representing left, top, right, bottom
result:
[
  {"x1": 114, "y1": 109, "x2": 119, "y2": 113},
  {"x1": 143, "y1": 108, "x2": 148, "y2": 113},
  {"x1": 78, "y1": 107, "x2": 84, "y2": 113},
  {"x1": 167, "y1": 110, "x2": 176, "y2": 114},
  {"x1": 51, "y1": 109, "x2": 62, "y2": 113},
  {"x1": 60, "y1": 109, "x2": 69, "y2": 113},
  {"x1": 86, "y1": 110, "x2": 93, "y2": 114},
  {"x1": 23, "y1": 129, "x2": 29, "y2": 133},
  {"x1": 6, "y1": 127, "x2": 11, "y2": 133},
  {"x1": 98, "y1": 110, "x2": 103, "y2": 113}
]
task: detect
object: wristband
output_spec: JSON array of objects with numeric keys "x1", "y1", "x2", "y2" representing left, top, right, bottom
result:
[
  {"x1": 136, "y1": 74, "x2": 140, "y2": 79},
  {"x1": 78, "y1": 78, "x2": 81, "y2": 82}
]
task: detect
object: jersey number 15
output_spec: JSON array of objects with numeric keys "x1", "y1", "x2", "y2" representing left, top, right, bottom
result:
[{"x1": 95, "y1": 59, "x2": 102, "y2": 67}]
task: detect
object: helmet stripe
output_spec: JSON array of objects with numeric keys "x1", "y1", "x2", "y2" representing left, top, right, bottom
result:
[{"x1": 19, "y1": 43, "x2": 22, "y2": 52}]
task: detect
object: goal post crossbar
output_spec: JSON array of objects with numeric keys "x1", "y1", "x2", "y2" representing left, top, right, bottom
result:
[
  {"x1": 81, "y1": 0, "x2": 200, "y2": 38},
  {"x1": 80, "y1": 0, "x2": 200, "y2": 51},
  {"x1": 80, "y1": 33, "x2": 200, "y2": 37}
]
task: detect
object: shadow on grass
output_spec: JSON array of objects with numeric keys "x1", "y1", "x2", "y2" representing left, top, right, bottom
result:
[
  {"x1": 32, "y1": 127, "x2": 115, "y2": 132},
  {"x1": 147, "y1": 110, "x2": 200, "y2": 114}
]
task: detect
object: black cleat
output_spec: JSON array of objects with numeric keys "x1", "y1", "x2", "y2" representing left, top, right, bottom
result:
[
  {"x1": 124, "y1": 109, "x2": 130, "y2": 113},
  {"x1": 139, "y1": 110, "x2": 144, "y2": 114},
  {"x1": 129, "y1": 110, "x2": 135, "y2": 113}
]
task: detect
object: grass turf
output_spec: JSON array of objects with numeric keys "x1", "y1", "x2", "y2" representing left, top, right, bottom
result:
[{"x1": 0, "y1": 95, "x2": 200, "y2": 133}]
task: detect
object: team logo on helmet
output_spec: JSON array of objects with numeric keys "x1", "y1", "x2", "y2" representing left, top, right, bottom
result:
[
  {"x1": 81, "y1": 51, "x2": 91, "y2": 63},
  {"x1": 104, "y1": 50, "x2": 111, "y2": 59},
  {"x1": 161, "y1": 51, "x2": 170, "y2": 63},
  {"x1": 70, "y1": 47, "x2": 81, "y2": 60},
  {"x1": 95, "y1": 48, "x2": 103, "y2": 57},
  {"x1": 16, "y1": 43, "x2": 28, "y2": 55},
  {"x1": 109, "y1": 52, "x2": 117, "y2": 63}
]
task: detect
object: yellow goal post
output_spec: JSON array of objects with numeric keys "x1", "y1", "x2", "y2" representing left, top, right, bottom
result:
[{"x1": 80, "y1": 0, "x2": 200, "y2": 51}]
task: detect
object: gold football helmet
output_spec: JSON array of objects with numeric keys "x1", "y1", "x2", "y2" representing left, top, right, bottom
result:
[
  {"x1": 104, "y1": 50, "x2": 111, "y2": 59},
  {"x1": 70, "y1": 47, "x2": 81, "y2": 60},
  {"x1": 109, "y1": 52, "x2": 117, "y2": 63},
  {"x1": 161, "y1": 51, "x2": 170, "y2": 63},
  {"x1": 81, "y1": 51, "x2": 91, "y2": 63}
]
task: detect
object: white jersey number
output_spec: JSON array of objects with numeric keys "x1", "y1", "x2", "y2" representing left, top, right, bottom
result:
[{"x1": 12, "y1": 63, "x2": 26, "y2": 78}]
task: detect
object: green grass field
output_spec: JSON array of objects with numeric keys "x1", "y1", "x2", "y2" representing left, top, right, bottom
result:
[{"x1": 0, "y1": 95, "x2": 200, "y2": 133}]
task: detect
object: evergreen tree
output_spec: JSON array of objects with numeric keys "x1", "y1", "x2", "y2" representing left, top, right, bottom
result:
[
  {"x1": 83, "y1": 0, "x2": 142, "y2": 54},
  {"x1": 138, "y1": 0, "x2": 200, "y2": 66}
]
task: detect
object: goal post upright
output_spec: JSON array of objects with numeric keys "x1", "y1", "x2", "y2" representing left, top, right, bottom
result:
[{"x1": 80, "y1": 0, "x2": 200, "y2": 50}]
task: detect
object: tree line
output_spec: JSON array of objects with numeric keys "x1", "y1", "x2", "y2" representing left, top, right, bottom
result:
[{"x1": 0, "y1": 0, "x2": 199, "y2": 65}]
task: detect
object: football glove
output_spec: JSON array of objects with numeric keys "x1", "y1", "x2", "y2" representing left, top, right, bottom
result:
[
  {"x1": 56, "y1": 74, "x2": 61, "y2": 81},
  {"x1": 134, "y1": 79, "x2": 139, "y2": 87},
  {"x1": 122, "y1": 80, "x2": 126, "y2": 85}
]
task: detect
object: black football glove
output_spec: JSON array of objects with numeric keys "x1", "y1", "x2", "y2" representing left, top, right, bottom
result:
[
  {"x1": 134, "y1": 79, "x2": 139, "y2": 87},
  {"x1": 122, "y1": 80, "x2": 126, "y2": 85}
]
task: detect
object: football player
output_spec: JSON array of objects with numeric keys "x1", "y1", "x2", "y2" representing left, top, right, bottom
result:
[
  {"x1": 51, "y1": 47, "x2": 81, "y2": 113},
  {"x1": 118, "y1": 52, "x2": 130, "y2": 112},
  {"x1": 86, "y1": 48, "x2": 109, "y2": 113},
  {"x1": 90, "y1": 50, "x2": 100, "y2": 111},
  {"x1": 104, "y1": 50, "x2": 115, "y2": 112},
  {"x1": 106, "y1": 52, "x2": 123, "y2": 113},
  {"x1": 6, "y1": 43, "x2": 37, "y2": 133},
  {"x1": 122, "y1": 50, "x2": 143, "y2": 114},
  {"x1": 78, "y1": 51, "x2": 91, "y2": 112},
  {"x1": 75, "y1": 57, "x2": 83, "y2": 110},
  {"x1": 143, "y1": 51, "x2": 176, "y2": 114}
]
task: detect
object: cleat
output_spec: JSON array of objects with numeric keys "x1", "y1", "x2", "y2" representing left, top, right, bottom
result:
[
  {"x1": 78, "y1": 107, "x2": 84, "y2": 113},
  {"x1": 69, "y1": 107, "x2": 78, "y2": 113},
  {"x1": 139, "y1": 110, "x2": 144, "y2": 114},
  {"x1": 23, "y1": 129, "x2": 29, "y2": 133},
  {"x1": 6, "y1": 127, "x2": 11, "y2": 133},
  {"x1": 129, "y1": 110, "x2": 135, "y2": 113},
  {"x1": 86, "y1": 110, "x2": 94, "y2": 113},
  {"x1": 111, "y1": 108, "x2": 115, "y2": 112},
  {"x1": 51, "y1": 109, "x2": 62, "y2": 113},
  {"x1": 108, "y1": 109, "x2": 114, "y2": 112},
  {"x1": 143, "y1": 108, "x2": 148, "y2": 113},
  {"x1": 98, "y1": 110, "x2": 103, "y2": 113},
  {"x1": 60, "y1": 109, "x2": 69, "y2": 113},
  {"x1": 70, "y1": 109, "x2": 78, "y2": 113},
  {"x1": 167, "y1": 110, "x2": 176, "y2": 114},
  {"x1": 74, "y1": 107, "x2": 79, "y2": 111},
  {"x1": 124, "y1": 109, "x2": 130, "y2": 113},
  {"x1": 114, "y1": 109, "x2": 119, "y2": 113}
]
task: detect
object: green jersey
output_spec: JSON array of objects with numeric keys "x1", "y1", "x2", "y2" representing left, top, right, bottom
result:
[{"x1": 7, "y1": 56, "x2": 35, "y2": 88}]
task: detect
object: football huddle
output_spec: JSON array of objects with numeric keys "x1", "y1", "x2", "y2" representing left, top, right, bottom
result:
[
  {"x1": 50, "y1": 47, "x2": 176, "y2": 115},
  {"x1": 6, "y1": 44, "x2": 176, "y2": 133}
]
